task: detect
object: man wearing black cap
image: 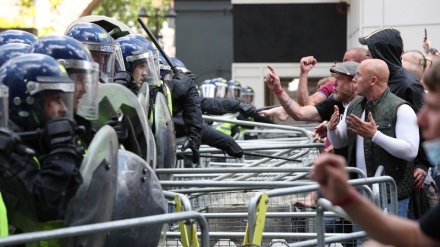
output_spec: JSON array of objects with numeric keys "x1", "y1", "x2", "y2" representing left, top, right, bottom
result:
[{"x1": 359, "y1": 27, "x2": 432, "y2": 212}]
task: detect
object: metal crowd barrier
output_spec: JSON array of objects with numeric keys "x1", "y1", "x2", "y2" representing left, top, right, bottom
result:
[{"x1": 0, "y1": 212, "x2": 210, "y2": 247}]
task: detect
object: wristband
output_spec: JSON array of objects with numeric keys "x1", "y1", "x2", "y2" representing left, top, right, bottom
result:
[
  {"x1": 274, "y1": 87, "x2": 284, "y2": 95},
  {"x1": 333, "y1": 188, "x2": 358, "y2": 207}
]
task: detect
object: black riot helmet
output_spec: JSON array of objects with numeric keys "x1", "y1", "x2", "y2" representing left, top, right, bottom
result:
[
  {"x1": 0, "y1": 54, "x2": 75, "y2": 130},
  {"x1": 65, "y1": 23, "x2": 117, "y2": 84},
  {"x1": 0, "y1": 30, "x2": 37, "y2": 46},
  {"x1": 28, "y1": 35, "x2": 100, "y2": 120}
]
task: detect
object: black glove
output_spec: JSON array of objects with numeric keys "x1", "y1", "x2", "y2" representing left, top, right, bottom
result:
[
  {"x1": 0, "y1": 128, "x2": 35, "y2": 156},
  {"x1": 173, "y1": 70, "x2": 189, "y2": 81},
  {"x1": 180, "y1": 133, "x2": 201, "y2": 164},
  {"x1": 41, "y1": 118, "x2": 83, "y2": 157},
  {"x1": 226, "y1": 145, "x2": 243, "y2": 158},
  {"x1": 104, "y1": 117, "x2": 128, "y2": 143},
  {"x1": 185, "y1": 71, "x2": 195, "y2": 81},
  {"x1": 239, "y1": 102, "x2": 257, "y2": 118}
]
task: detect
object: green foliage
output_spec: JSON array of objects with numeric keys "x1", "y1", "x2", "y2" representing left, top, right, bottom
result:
[
  {"x1": 92, "y1": 0, "x2": 172, "y2": 35},
  {"x1": 3, "y1": 0, "x2": 64, "y2": 36}
]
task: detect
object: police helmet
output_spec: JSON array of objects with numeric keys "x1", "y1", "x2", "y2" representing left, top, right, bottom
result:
[
  {"x1": 170, "y1": 56, "x2": 195, "y2": 80},
  {"x1": 213, "y1": 77, "x2": 228, "y2": 98},
  {"x1": 116, "y1": 36, "x2": 160, "y2": 86},
  {"x1": 131, "y1": 34, "x2": 156, "y2": 52},
  {"x1": 129, "y1": 34, "x2": 161, "y2": 76},
  {"x1": 0, "y1": 30, "x2": 37, "y2": 46},
  {"x1": 158, "y1": 53, "x2": 172, "y2": 80},
  {"x1": 65, "y1": 23, "x2": 117, "y2": 83},
  {"x1": 0, "y1": 54, "x2": 74, "y2": 130},
  {"x1": 0, "y1": 43, "x2": 29, "y2": 67},
  {"x1": 200, "y1": 79, "x2": 217, "y2": 98},
  {"x1": 28, "y1": 35, "x2": 100, "y2": 120},
  {"x1": 226, "y1": 80, "x2": 242, "y2": 99},
  {"x1": 241, "y1": 85, "x2": 255, "y2": 104}
]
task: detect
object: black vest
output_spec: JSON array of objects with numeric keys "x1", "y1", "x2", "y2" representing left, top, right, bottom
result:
[{"x1": 346, "y1": 88, "x2": 414, "y2": 199}]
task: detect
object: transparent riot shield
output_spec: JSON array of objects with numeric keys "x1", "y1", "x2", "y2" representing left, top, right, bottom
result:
[
  {"x1": 137, "y1": 80, "x2": 150, "y2": 126},
  {"x1": 104, "y1": 149, "x2": 166, "y2": 247},
  {"x1": 153, "y1": 92, "x2": 176, "y2": 180},
  {"x1": 63, "y1": 125, "x2": 119, "y2": 247},
  {"x1": 93, "y1": 83, "x2": 154, "y2": 167},
  {"x1": 137, "y1": 83, "x2": 157, "y2": 169}
]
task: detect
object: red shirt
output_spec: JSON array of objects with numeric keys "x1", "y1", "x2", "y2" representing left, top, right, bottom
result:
[{"x1": 316, "y1": 81, "x2": 335, "y2": 98}]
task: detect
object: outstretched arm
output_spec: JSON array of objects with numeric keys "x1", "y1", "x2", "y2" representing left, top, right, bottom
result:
[
  {"x1": 311, "y1": 154, "x2": 439, "y2": 247},
  {"x1": 264, "y1": 65, "x2": 322, "y2": 122}
]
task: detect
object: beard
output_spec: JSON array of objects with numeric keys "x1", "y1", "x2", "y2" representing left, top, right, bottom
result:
[{"x1": 334, "y1": 89, "x2": 353, "y2": 103}]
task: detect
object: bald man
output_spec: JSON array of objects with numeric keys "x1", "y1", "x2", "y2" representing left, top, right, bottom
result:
[
  {"x1": 402, "y1": 50, "x2": 425, "y2": 82},
  {"x1": 328, "y1": 59, "x2": 420, "y2": 219}
]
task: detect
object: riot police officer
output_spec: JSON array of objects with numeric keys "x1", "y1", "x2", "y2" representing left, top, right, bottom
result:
[
  {"x1": 65, "y1": 23, "x2": 118, "y2": 84},
  {"x1": 241, "y1": 85, "x2": 255, "y2": 104},
  {"x1": 226, "y1": 79, "x2": 242, "y2": 99},
  {"x1": 28, "y1": 34, "x2": 100, "y2": 146},
  {"x1": 115, "y1": 35, "x2": 202, "y2": 164},
  {"x1": 0, "y1": 54, "x2": 84, "y2": 237}
]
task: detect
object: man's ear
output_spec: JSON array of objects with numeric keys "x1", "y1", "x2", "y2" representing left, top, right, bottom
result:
[{"x1": 370, "y1": 76, "x2": 378, "y2": 86}]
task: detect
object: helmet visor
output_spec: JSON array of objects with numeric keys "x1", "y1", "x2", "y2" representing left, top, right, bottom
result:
[
  {"x1": 143, "y1": 52, "x2": 161, "y2": 85},
  {"x1": 215, "y1": 82, "x2": 228, "y2": 98},
  {"x1": 90, "y1": 50, "x2": 116, "y2": 84},
  {"x1": 114, "y1": 43, "x2": 125, "y2": 72},
  {"x1": 227, "y1": 85, "x2": 241, "y2": 99},
  {"x1": 40, "y1": 90, "x2": 74, "y2": 124},
  {"x1": 241, "y1": 94, "x2": 254, "y2": 104},
  {"x1": 69, "y1": 62, "x2": 99, "y2": 120},
  {"x1": 201, "y1": 84, "x2": 216, "y2": 98}
]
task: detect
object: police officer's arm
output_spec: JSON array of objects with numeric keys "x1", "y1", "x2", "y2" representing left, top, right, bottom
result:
[
  {"x1": 11, "y1": 125, "x2": 83, "y2": 222},
  {"x1": 200, "y1": 97, "x2": 255, "y2": 116},
  {"x1": 166, "y1": 78, "x2": 203, "y2": 133},
  {"x1": 264, "y1": 65, "x2": 323, "y2": 122},
  {"x1": 167, "y1": 77, "x2": 202, "y2": 163},
  {"x1": 32, "y1": 118, "x2": 83, "y2": 221}
]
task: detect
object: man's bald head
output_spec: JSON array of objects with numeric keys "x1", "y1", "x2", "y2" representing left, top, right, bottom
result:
[
  {"x1": 402, "y1": 51, "x2": 425, "y2": 81},
  {"x1": 354, "y1": 59, "x2": 389, "y2": 100},
  {"x1": 343, "y1": 48, "x2": 369, "y2": 63},
  {"x1": 365, "y1": 59, "x2": 389, "y2": 85}
]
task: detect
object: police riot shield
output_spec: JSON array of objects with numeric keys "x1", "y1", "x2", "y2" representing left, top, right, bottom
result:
[
  {"x1": 63, "y1": 125, "x2": 119, "y2": 247},
  {"x1": 94, "y1": 83, "x2": 154, "y2": 167},
  {"x1": 138, "y1": 81, "x2": 150, "y2": 126},
  {"x1": 153, "y1": 92, "x2": 176, "y2": 180},
  {"x1": 104, "y1": 149, "x2": 166, "y2": 247},
  {"x1": 65, "y1": 15, "x2": 135, "y2": 39},
  {"x1": 137, "y1": 82, "x2": 157, "y2": 169}
]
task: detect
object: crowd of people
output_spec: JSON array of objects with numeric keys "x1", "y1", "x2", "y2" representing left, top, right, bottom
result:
[
  {"x1": 0, "y1": 15, "x2": 439, "y2": 247},
  {"x1": 263, "y1": 27, "x2": 440, "y2": 246}
]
